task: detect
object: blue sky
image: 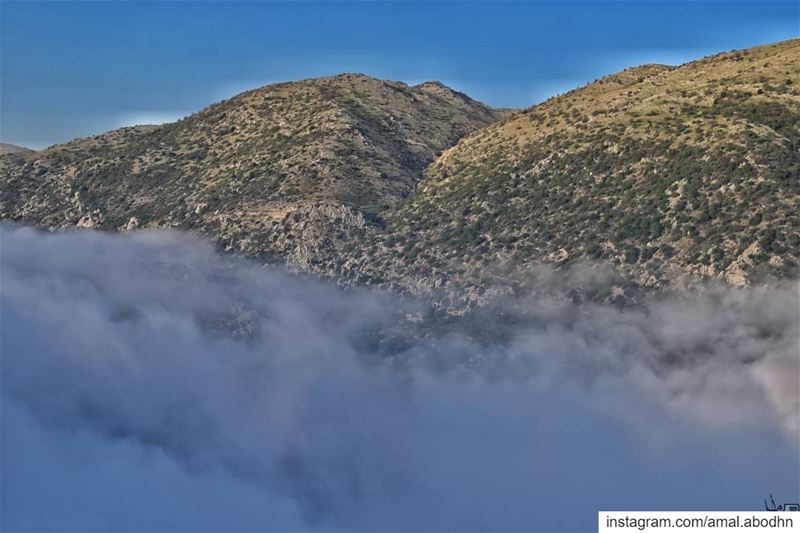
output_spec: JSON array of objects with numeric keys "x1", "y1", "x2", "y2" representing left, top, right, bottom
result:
[{"x1": 1, "y1": 1, "x2": 797, "y2": 149}]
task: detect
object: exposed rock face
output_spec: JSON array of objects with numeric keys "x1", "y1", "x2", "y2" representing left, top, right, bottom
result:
[{"x1": 2, "y1": 40, "x2": 798, "y2": 310}]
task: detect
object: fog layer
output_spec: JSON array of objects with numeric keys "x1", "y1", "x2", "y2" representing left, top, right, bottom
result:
[{"x1": 1, "y1": 225, "x2": 798, "y2": 531}]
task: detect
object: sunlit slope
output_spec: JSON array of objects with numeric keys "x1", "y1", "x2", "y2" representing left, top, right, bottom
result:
[
  {"x1": 2, "y1": 40, "x2": 797, "y2": 305},
  {"x1": 351, "y1": 39, "x2": 799, "y2": 296}
]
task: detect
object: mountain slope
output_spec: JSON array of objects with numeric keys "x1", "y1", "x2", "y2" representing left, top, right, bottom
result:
[
  {"x1": 2, "y1": 40, "x2": 798, "y2": 309},
  {"x1": 336, "y1": 39, "x2": 799, "y2": 304},
  {"x1": 0, "y1": 143, "x2": 33, "y2": 155},
  {"x1": 0, "y1": 74, "x2": 501, "y2": 265}
]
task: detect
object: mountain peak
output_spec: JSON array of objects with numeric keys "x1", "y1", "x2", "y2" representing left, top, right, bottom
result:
[
  {"x1": 1, "y1": 72, "x2": 501, "y2": 265},
  {"x1": 413, "y1": 80, "x2": 450, "y2": 90}
]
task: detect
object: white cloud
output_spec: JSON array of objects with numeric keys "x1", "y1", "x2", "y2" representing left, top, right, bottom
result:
[{"x1": 113, "y1": 111, "x2": 192, "y2": 128}]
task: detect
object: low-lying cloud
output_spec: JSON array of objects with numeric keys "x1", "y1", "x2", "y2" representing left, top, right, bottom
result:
[{"x1": 1, "y1": 224, "x2": 798, "y2": 531}]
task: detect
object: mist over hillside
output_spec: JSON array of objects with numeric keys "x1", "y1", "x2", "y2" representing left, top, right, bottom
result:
[{"x1": 2, "y1": 225, "x2": 797, "y2": 531}]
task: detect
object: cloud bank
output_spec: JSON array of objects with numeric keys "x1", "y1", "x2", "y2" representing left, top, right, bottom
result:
[{"x1": 1, "y1": 225, "x2": 798, "y2": 531}]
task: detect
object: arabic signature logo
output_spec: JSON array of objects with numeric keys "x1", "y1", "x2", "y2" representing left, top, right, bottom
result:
[{"x1": 764, "y1": 494, "x2": 800, "y2": 512}]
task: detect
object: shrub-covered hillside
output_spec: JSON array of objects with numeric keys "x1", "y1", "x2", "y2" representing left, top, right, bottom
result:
[
  {"x1": 0, "y1": 74, "x2": 501, "y2": 266},
  {"x1": 338, "y1": 38, "x2": 799, "y2": 305},
  {"x1": 2, "y1": 40, "x2": 797, "y2": 309}
]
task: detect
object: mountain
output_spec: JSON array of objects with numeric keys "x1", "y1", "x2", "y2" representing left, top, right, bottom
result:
[
  {"x1": 0, "y1": 143, "x2": 33, "y2": 155},
  {"x1": 0, "y1": 74, "x2": 501, "y2": 267},
  {"x1": 334, "y1": 38, "x2": 800, "y2": 305},
  {"x1": 2, "y1": 40, "x2": 798, "y2": 309}
]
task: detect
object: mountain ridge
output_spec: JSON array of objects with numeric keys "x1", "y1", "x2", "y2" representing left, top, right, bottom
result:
[
  {"x1": 331, "y1": 38, "x2": 799, "y2": 307},
  {"x1": 0, "y1": 74, "x2": 501, "y2": 267},
  {"x1": 2, "y1": 39, "x2": 798, "y2": 309}
]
